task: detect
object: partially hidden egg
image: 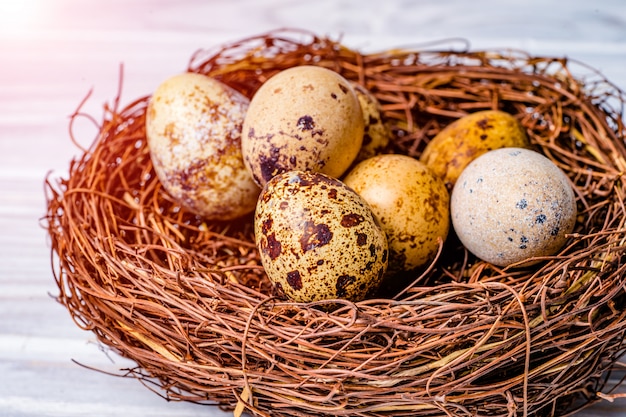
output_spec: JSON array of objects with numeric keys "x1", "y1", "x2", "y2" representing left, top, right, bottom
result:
[
  {"x1": 146, "y1": 72, "x2": 259, "y2": 220},
  {"x1": 351, "y1": 83, "x2": 392, "y2": 163},
  {"x1": 343, "y1": 154, "x2": 450, "y2": 274},
  {"x1": 255, "y1": 170, "x2": 388, "y2": 303},
  {"x1": 451, "y1": 147, "x2": 577, "y2": 267},
  {"x1": 242, "y1": 65, "x2": 364, "y2": 187},
  {"x1": 420, "y1": 110, "x2": 530, "y2": 190}
]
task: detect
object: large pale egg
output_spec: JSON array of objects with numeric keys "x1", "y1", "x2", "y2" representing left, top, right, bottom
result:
[
  {"x1": 255, "y1": 170, "x2": 388, "y2": 303},
  {"x1": 343, "y1": 154, "x2": 450, "y2": 274},
  {"x1": 241, "y1": 65, "x2": 364, "y2": 187},
  {"x1": 146, "y1": 72, "x2": 259, "y2": 220},
  {"x1": 451, "y1": 148, "x2": 577, "y2": 267}
]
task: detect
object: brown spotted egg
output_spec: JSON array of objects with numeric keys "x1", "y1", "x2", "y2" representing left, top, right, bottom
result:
[
  {"x1": 451, "y1": 147, "x2": 577, "y2": 267},
  {"x1": 255, "y1": 170, "x2": 388, "y2": 303},
  {"x1": 242, "y1": 65, "x2": 364, "y2": 187},
  {"x1": 146, "y1": 72, "x2": 259, "y2": 220}
]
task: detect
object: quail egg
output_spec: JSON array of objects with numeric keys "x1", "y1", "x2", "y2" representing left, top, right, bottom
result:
[
  {"x1": 255, "y1": 170, "x2": 388, "y2": 302},
  {"x1": 451, "y1": 147, "x2": 577, "y2": 267},
  {"x1": 344, "y1": 154, "x2": 450, "y2": 273},
  {"x1": 420, "y1": 110, "x2": 529, "y2": 190},
  {"x1": 146, "y1": 72, "x2": 259, "y2": 220},
  {"x1": 242, "y1": 66, "x2": 364, "y2": 186}
]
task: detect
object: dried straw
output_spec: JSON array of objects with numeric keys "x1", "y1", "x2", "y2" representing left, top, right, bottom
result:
[{"x1": 44, "y1": 29, "x2": 626, "y2": 416}]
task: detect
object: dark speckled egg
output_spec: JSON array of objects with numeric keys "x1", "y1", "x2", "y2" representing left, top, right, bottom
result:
[
  {"x1": 241, "y1": 66, "x2": 364, "y2": 187},
  {"x1": 254, "y1": 170, "x2": 388, "y2": 303}
]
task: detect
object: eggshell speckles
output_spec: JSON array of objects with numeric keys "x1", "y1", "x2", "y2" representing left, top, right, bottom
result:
[
  {"x1": 242, "y1": 66, "x2": 364, "y2": 187},
  {"x1": 255, "y1": 170, "x2": 388, "y2": 303},
  {"x1": 451, "y1": 148, "x2": 577, "y2": 267},
  {"x1": 146, "y1": 72, "x2": 259, "y2": 220},
  {"x1": 344, "y1": 154, "x2": 450, "y2": 273}
]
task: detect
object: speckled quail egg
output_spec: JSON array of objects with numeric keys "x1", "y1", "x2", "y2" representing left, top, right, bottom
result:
[
  {"x1": 451, "y1": 147, "x2": 577, "y2": 267},
  {"x1": 255, "y1": 170, "x2": 388, "y2": 303},
  {"x1": 351, "y1": 83, "x2": 392, "y2": 162},
  {"x1": 146, "y1": 72, "x2": 259, "y2": 220},
  {"x1": 420, "y1": 110, "x2": 529, "y2": 190},
  {"x1": 343, "y1": 154, "x2": 450, "y2": 274},
  {"x1": 242, "y1": 65, "x2": 364, "y2": 187}
]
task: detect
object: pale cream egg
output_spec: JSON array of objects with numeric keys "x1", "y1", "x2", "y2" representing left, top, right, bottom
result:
[
  {"x1": 146, "y1": 72, "x2": 259, "y2": 220},
  {"x1": 451, "y1": 147, "x2": 577, "y2": 267}
]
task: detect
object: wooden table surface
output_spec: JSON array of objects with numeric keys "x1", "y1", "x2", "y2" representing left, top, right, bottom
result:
[{"x1": 1, "y1": 0, "x2": 625, "y2": 416}]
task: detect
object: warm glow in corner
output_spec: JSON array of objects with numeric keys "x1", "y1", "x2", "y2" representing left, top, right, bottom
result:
[{"x1": 0, "y1": 0, "x2": 46, "y2": 37}]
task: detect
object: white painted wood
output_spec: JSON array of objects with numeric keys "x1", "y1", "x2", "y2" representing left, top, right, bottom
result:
[{"x1": 1, "y1": 1, "x2": 625, "y2": 416}]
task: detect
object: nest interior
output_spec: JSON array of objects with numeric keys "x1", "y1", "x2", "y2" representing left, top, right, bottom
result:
[{"x1": 44, "y1": 29, "x2": 626, "y2": 417}]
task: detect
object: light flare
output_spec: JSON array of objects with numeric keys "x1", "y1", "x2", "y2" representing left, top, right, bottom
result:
[{"x1": 0, "y1": 0, "x2": 47, "y2": 37}]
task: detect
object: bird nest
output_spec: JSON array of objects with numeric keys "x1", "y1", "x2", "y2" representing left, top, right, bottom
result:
[{"x1": 44, "y1": 29, "x2": 626, "y2": 416}]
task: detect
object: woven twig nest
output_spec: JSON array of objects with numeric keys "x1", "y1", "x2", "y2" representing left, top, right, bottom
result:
[{"x1": 45, "y1": 29, "x2": 626, "y2": 416}]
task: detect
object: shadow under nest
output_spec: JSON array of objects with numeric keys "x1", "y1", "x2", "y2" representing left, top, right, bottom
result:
[{"x1": 44, "y1": 29, "x2": 626, "y2": 417}]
